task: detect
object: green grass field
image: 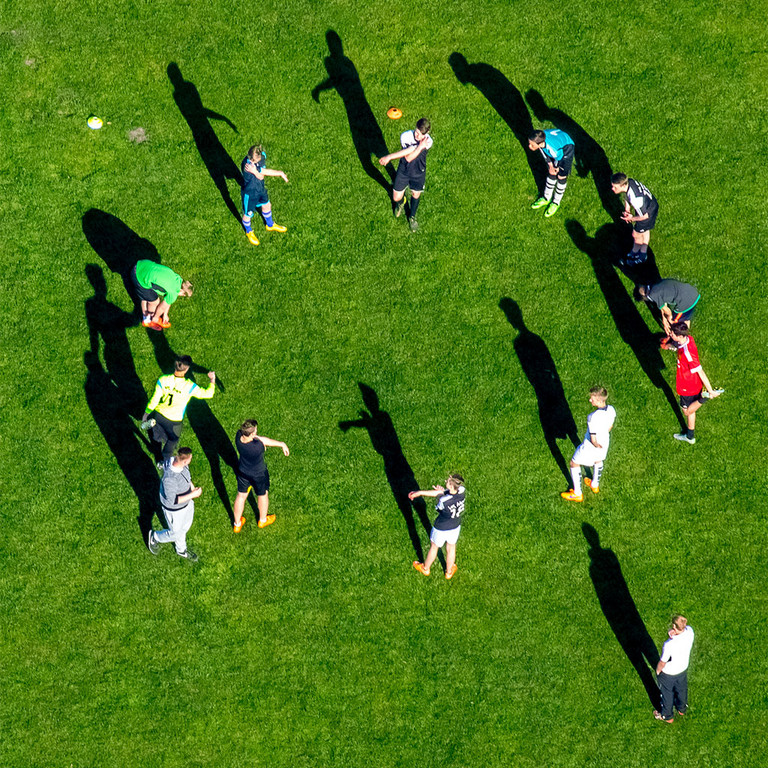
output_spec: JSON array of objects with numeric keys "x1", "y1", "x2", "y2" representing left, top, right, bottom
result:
[{"x1": 3, "y1": 1, "x2": 768, "y2": 765}]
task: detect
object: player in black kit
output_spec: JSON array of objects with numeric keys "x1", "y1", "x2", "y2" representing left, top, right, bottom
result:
[
  {"x1": 611, "y1": 173, "x2": 659, "y2": 265},
  {"x1": 379, "y1": 117, "x2": 432, "y2": 232},
  {"x1": 232, "y1": 419, "x2": 290, "y2": 532},
  {"x1": 409, "y1": 474, "x2": 465, "y2": 580}
]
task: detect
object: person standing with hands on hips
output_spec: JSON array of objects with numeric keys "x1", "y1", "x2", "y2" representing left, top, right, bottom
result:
[
  {"x1": 654, "y1": 615, "x2": 694, "y2": 723},
  {"x1": 410, "y1": 474, "x2": 465, "y2": 580}
]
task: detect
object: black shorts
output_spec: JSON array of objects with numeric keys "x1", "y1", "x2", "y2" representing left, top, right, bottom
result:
[
  {"x1": 552, "y1": 145, "x2": 574, "y2": 177},
  {"x1": 679, "y1": 393, "x2": 704, "y2": 410},
  {"x1": 236, "y1": 469, "x2": 270, "y2": 495},
  {"x1": 150, "y1": 411, "x2": 183, "y2": 443},
  {"x1": 242, "y1": 188, "x2": 269, "y2": 215},
  {"x1": 132, "y1": 265, "x2": 159, "y2": 303},
  {"x1": 634, "y1": 202, "x2": 659, "y2": 232},
  {"x1": 393, "y1": 165, "x2": 426, "y2": 193}
]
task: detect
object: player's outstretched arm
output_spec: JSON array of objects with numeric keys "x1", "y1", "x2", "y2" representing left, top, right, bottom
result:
[
  {"x1": 311, "y1": 78, "x2": 333, "y2": 102},
  {"x1": 258, "y1": 436, "x2": 290, "y2": 456},
  {"x1": 263, "y1": 168, "x2": 289, "y2": 183},
  {"x1": 379, "y1": 146, "x2": 412, "y2": 165}
]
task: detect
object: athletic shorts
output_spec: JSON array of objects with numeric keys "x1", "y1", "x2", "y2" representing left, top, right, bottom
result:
[
  {"x1": 236, "y1": 469, "x2": 270, "y2": 495},
  {"x1": 242, "y1": 188, "x2": 270, "y2": 216},
  {"x1": 430, "y1": 525, "x2": 461, "y2": 547},
  {"x1": 679, "y1": 393, "x2": 705, "y2": 410},
  {"x1": 552, "y1": 145, "x2": 574, "y2": 177},
  {"x1": 634, "y1": 202, "x2": 659, "y2": 232},
  {"x1": 571, "y1": 439, "x2": 608, "y2": 467},
  {"x1": 393, "y1": 165, "x2": 426, "y2": 193},
  {"x1": 132, "y1": 265, "x2": 159, "y2": 303},
  {"x1": 679, "y1": 303, "x2": 698, "y2": 323},
  {"x1": 151, "y1": 412, "x2": 183, "y2": 443}
]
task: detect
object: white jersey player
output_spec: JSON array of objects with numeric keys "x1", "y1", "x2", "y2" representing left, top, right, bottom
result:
[{"x1": 561, "y1": 387, "x2": 616, "y2": 502}]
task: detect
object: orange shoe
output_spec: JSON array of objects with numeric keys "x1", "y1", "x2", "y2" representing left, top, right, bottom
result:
[
  {"x1": 445, "y1": 564, "x2": 458, "y2": 580},
  {"x1": 143, "y1": 318, "x2": 164, "y2": 331},
  {"x1": 156, "y1": 318, "x2": 172, "y2": 329},
  {"x1": 584, "y1": 478, "x2": 600, "y2": 494},
  {"x1": 412, "y1": 561, "x2": 430, "y2": 576},
  {"x1": 258, "y1": 514, "x2": 276, "y2": 529},
  {"x1": 560, "y1": 490, "x2": 584, "y2": 502},
  {"x1": 234, "y1": 515, "x2": 246, "y2": 533}
]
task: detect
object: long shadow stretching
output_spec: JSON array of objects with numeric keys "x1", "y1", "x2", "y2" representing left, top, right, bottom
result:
[
  {"x1": 145, "y1": 330, "x2": 237, "y2": 522},
  {"x1": 583, "y1": 523, "x2": 660, "y2": 707},
  {"x1": 82, "y1": 209, "x2": 160, "y2": 313},
  {"x1": 312, "y1": 30, "x2": 395, "y2": 195},
  {"x1": 499, "y1": 298, "x2": 579, "y2": 482},
  {"x1": 339, "y1": 383, "x2": 432, "y2": 562},
  {"x1": 566, "y1": 220, "x2": 685, "y2": 430},
  {"x1": 168, "y1": 62, "x2": 242, "y2": 221},
  {"x1": 526, "y1": 89, "x2": 619, "y2": 220},
  {"x1": 449, "y1": 53, "x2": 543, "y2": 191}
]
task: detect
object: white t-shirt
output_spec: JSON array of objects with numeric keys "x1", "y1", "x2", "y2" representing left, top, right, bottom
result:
[
  {"x1": 584, "y1": 405, "x2": 616, "y2": 450},
  {"x1": 660, "y1": 625, "x2": 695, "y2": 675}
]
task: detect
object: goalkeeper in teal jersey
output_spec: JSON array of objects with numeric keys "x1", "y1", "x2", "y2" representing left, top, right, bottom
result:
[
  {"x1": 528, "y1": 128, "x2": 575, "y2": 217},
  {"x1": 142, "y1": 355, "x2": 216, "y2": 460}
]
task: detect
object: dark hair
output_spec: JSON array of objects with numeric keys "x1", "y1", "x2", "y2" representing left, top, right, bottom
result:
[
  {"x1": 175, "y1": 355, "x2": 193, "y2": 371},
  {"x1": 670, "y1": 321, "x2": 690, "y2": 337},
  {"x1": 177, "y1": 447, "x2": 193, "y2": 458},
  {"x1": 611, "y1": 172, "x2": 628, "y2": 186},
  {"x1": 247, "y1": 144, "x2": 264, "y2": 160},
  {"x1": 241, "y1": 419, "x2": 258, "y2": 435},
  {"x1": 416, "y1": 118, "x2": 431, "y2": 135},
  {"x1": 448, "y1": 473, "x2": 465, "y2": 487},
  {"x1": 529, "y1": 130, "x2": 546, "y2": 144},
  {"x1": 589, "y1": 386, "x2": 608, "y2": 400}
]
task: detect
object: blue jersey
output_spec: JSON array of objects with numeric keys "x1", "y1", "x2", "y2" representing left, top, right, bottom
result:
[
  {"x1": 241, "y1": 154, "x2": 266, "y2": 195},
  {"x1": 539, "y1": 129, "x2": 574, "y2": 163}
]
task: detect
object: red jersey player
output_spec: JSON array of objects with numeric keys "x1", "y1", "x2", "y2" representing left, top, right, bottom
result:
[{"x1": 667, "y1": 322, "x2": 723, "y2": 444}]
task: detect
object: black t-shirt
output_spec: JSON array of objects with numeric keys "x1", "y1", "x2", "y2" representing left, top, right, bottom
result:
[
  {"x1": 236, "y1": 430, "x2": 267, "y2": 476},
  {"x1": 626, "y1": 178, "x2": 657, "y2": 215},
  {"x1": 433, "y1": 486, "x2": 466, "y2": 531}
]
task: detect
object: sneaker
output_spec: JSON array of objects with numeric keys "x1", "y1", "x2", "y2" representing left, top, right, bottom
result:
[
  {"x1": 653, "y1": 710, "x2": 674, "y2": 723},
  {"x1": 445, "y1": 564, "x2": 458, "y2": 580},
  {"x1": 701, "y1": 388, "x2": 724, "y2": 399},
  {"x1": 156, "y1": 461, "x2": 166, "y2": 471},
  {"x1": 394, "y1": 200, "x2": 405, "y2": 218},
  {"x1": 140, "y1": 418, "x2": 157, "y2": 431},
  {"x1": 409, "y1": 217, "x2": 419, "y2": 232},
  {"x1": 673, "y1": 433, "x2": 696, "y2": 445},
  {"x1": 144, "y1": 320, "x2": 165, "y2": 331},
  {"x1": 560, "y1": 489, "x2": 584, "y2": 502},
  {"x1": 544, "y1": 202, "x2": 560, "y2": 218},
  {"x1": 584, "y1": 478, "x2": 600, "y2": 494},
  {"x1": 141, "y1": 315, "x2": 154, "y2": 328},
  {"x1": 233, "y1": 515, "x2": 246, "y2": 533},
  {"x1": 177, "y1": 549, "x2": 199, "y2": 562},
  {"x1": 531, "y1": 197, "x2": 548, "y2": 209},
  {"x1": 413, "y1": 561, "x2": 430, "y2": 576},
  {"x1": 156, "y1": 318, "x2": 171, "y2": 329},
  {"x1": 246, "y1": 230, "x2": 260, "y2": 246},
  {"x1": 266, "y1": 223, "x2": 287, "y2": 233},
  {"x1": 258, "y1": 514, "x2": 276, "y2": 529},
  {"x1": 147, "y1": 530, "x2": 159, "y2": 555}
]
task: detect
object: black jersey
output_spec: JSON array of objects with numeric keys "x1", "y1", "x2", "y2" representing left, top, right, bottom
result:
[
  {"x1": 397, "y1": 130, "x2": 433, "y2": 177},
  {"x1": 433, "y1": 486, "x2": 466, "y2": 531},
  {"x1": 626, "y1": 178, "x2": 657, "y2": 215},
  {"x1": 236, "y1": 430, "x2": 267, "y2": 476},
  {"x1": 241, "y1": 154, "x2": 266, "y2": 195}
]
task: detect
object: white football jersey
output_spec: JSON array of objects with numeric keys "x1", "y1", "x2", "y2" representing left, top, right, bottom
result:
[{"x1": 585, "y1": 405, "x2": 616, "y2": 448}]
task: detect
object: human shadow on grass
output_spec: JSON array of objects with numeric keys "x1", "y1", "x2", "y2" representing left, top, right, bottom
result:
[
  {"x1": 82, "y1": 209, "x2": 160, "y2": 313},
  {"x1": 84, "y1": 350, "x2": 160, "y2": 542},
  {"x1": 146, "y1": 331, "x2": 240, "y2": 524},
  {"x1": 583, "y1": 523, "x2": 661, "y2": 708},
  {"x1": 449, "y1": 53, "x2": 544, "y2": 192},
  {"x1": 526, "y1": 89, "x2": 620, "y2": 220},
  {"x1": 339, "y1": 384, "x2": 434, "y2": 563},
  {"x1": 499, "y1": 298, "x2": 579, "y2": 483},
  {"x1": 168, "y1": 62, "x2": 242, "y2": 222},
  {"x1": 85, "y1": 264, "x2": 146, "y2": 420},
  {"x1": 311, "y1": 30, "x2": 395, "y2": 196},
  {"x1": 566, "y1": 220, "x2": 684, "y2": 430}
]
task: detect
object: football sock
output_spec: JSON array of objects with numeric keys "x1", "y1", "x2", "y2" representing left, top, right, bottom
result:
[
  {"x1": 242, "y1": 215, "x2": 253, "y2": 233},
  {"x1": 553, "y1": 179, "x2": 568, "y2": 205},
  {"x1": 686, "y1": 428, "x2": 695, "y2": 439},
  {"x1": 410, "y1": 196, "x2": 421, "y2": 218},
  {"x1": 543, "y1": 176, "x2": 556, "y2": 201},
  {"x1": 592, "y1": 461, "x2": 603, "y2": 488},
  {"x1": 570, "y1": 466, "x2": 582, "y2": 495},
  {"x1": 263, "y1": 210, "x2": 274, "y2": 227},
  {"x1": 640, "y1": 244, "x2": 648, "y2": 255}
]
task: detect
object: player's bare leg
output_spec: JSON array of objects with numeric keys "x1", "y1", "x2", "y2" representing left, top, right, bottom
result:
[
  {"x1": 445, "y1": 542, "x2": 457, "y2": 579},
  {"x1": 392, "y1": 188, "x2": 406, "y2": 217},
  {"x1": 257, "y1": 492, "x2": 275, "y2": 528},
  {"x1": 233, "y1": 491, "x2": 249, "y2": 532}
]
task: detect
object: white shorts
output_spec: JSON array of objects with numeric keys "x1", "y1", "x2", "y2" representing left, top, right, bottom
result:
[
  {"x1": 430, "y1": 526, "x2": 461, "y2": 547},
  {"x1": 571, "y1": 440, "x2": 608, "y2": 467}
]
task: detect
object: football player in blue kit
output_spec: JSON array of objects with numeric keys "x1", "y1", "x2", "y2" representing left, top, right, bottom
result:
[
  {"x1": 379, "y1": 117, "x2": 432, "y2": 232},
  {"x1": 528, "y1": 128, "x2": 575, "y2": 217},
  {"x1": 409, "y1": 473, "x2": 465, "y2": 580},
  {"x1": 241, "y1": 144, "x2": 289, "y2": 246}
]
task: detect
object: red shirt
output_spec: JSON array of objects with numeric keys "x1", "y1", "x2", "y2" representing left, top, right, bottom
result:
[{"x1": 676, "y1": 336, "x2": 703, "y2": 396}]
